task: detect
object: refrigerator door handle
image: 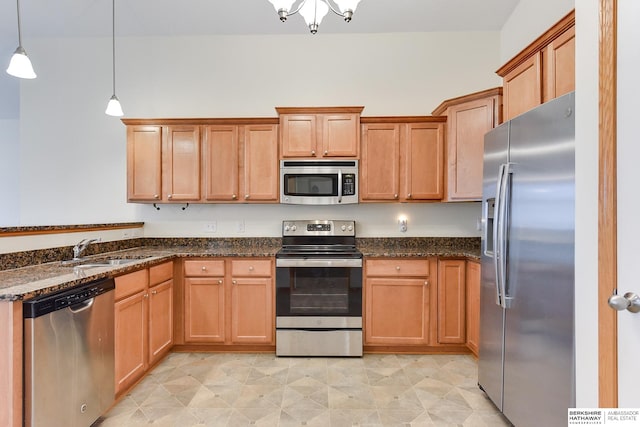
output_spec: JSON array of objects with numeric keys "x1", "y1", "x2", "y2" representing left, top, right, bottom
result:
[
  {"x1": 493, "y1": 163, "x2": 507, "y2": 306},
  {"x1": 497, "y1": 163, "x2": 513, "y2": 309}
]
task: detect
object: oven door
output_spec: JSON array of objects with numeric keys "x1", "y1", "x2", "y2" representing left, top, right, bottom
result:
[{"x1": 275, "y1": 258, "x2": 362, "y2": 317}]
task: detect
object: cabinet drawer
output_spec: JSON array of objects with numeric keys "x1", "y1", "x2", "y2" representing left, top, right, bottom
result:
[
  {"x1": 115, "y1": 269, "x2": 149, "y2": 300},
  {"x1": 230, "y1": 259, "x2": 272, "y2": 277},
  {"x1": 365, "y1": 259, "x2": 429, "y2": 277},
  {"x1": 149, "y1": 261, "x2": 173, "y2": 285},
  {"x1": 184, "y1": 259, "x2": 225, "y2": 277}
]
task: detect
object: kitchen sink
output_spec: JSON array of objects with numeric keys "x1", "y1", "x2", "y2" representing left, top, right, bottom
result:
[{"x1": 62, "y1": 256, "x2": 152, "y2": 268}]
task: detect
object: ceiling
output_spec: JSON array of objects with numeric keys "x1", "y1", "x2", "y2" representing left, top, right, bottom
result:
[{"x1": 1, "y1": 0, "x2": 519, "y2": 41}]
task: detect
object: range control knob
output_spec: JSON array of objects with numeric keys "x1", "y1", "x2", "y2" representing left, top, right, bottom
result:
[
  {"x1": 347, "y1": 225, "x2": 353, "y2": 231},
  {"x1": 291, "y1": 225, "x2": 297, "y2": 231},
  {"x1": 284, "y1": 225, "x2": 290, "y2": 232},
  {"x1": 341, "y1": 225, "x2": 347, "y2": 231}
]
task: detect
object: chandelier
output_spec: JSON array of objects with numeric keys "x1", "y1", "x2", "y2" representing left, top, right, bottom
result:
[{"x1": 267, "y1": 0, "x2": 362, "y2": 34}]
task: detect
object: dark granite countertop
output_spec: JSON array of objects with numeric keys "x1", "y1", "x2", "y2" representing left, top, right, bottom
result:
[{"x1": 0, "y1": 237, "x2": 479, "y2": 301}]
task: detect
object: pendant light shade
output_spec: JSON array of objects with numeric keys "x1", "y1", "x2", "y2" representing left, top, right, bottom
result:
[
  {"x1": 105, "y1": 0, "x2": 123, "y2": 117},
  {"x1": 6, "y1": 0, "x2": 36, "y2": 79}
]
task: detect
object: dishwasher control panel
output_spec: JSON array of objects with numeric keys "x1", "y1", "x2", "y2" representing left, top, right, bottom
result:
[{"x1": 24, "y1": 278, "x2": 115, "y2": 318}]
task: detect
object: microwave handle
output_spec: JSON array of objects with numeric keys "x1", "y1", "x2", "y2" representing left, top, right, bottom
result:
[{"x1": 337, "y1": 169, "x2": 342, "y2": 203}]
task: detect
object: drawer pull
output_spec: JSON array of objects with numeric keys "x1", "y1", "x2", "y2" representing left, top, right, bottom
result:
[
  {"x1": 232, "y1": 280, "x2": 237, "y2": 285},
  {"x1": 249, "y1": 266, "x2": 254, "y2": 271},
  {"x1": 201, "y1": 266, "x2": 207, "y2": 271},
  {"x1": 396, "y1": 266, "x2": 400, "y2": 271},
  {"x1": 218, "y1": 279, "x2": 223, "y2": 284}
]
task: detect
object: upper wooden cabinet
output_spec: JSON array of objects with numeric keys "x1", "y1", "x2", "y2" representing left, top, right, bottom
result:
[
  {"x1": 124, "y1": 123, "x2": 200, "y2": 203},
  {"x1": 203, "y1": 121, "x2": 279, "y2": 203},
  {"x1": 276, "y1": 106, "x2": 363, "y2": 158},
  {"x1": 123, "y1": 118, "x2": 279, "y2": 204},
  {"x1": 432, "y1": 87, "x2": 503, "y2": 201},
  {"x1": 360, "y1": 117, "x2": 445, "y2": 202},
  {"x1": 497, "y1": 10, "x2": 575, "y2": 121}
]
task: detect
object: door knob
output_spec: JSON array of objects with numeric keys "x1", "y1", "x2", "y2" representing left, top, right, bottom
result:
[{"x1": 608, "y1": 292, "x2": 640, "y2": 313}]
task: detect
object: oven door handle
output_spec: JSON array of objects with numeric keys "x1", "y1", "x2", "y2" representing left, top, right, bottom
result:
[{"x1": 276, "y1": 258, "x2": 363, "y2": 268}]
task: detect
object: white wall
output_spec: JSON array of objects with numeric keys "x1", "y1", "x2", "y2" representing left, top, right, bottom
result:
[
  {"x1": 500, "y1": 0, "x2": 575, "y2": 63},
  {"x1": 0, "y1": 119, "x2": 20, "y2": 226},
  {"x1": 11, "y1": 31, "x2": 501, "y2": 238}
]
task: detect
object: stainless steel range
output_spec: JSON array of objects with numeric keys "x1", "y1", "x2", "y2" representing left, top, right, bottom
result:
[{"x1": 275, "y1": 220, "x2": 363, "y2": 357}]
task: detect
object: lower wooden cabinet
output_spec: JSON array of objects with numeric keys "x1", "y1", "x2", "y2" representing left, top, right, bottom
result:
[
  {"x1": 114, "y1": 261, "x2": 173, "y2": 395},
  {"x1": 466, "y1": 260, "x2": 481, "y2": 356},
  {"x1": 437, "y1": 259, "x2": 466, "y2": 344},
  {"x1": 183, "y1": 257, "x2": 274, "y2": 345},
  {"x1": 364, "y1": 258, "x2": 435, "y2": 345}
]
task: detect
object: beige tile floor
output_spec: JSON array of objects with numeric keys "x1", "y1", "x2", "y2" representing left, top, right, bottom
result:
[{"x1": 93, "y1": 352, "x2": 511, "y2": 427}]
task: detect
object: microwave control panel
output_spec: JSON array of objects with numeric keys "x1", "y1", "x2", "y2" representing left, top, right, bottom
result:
[{"x1": 342, "y1": 174, "x2": 356, "y2": 196}]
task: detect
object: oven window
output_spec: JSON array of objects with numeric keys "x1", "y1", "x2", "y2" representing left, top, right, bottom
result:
[
  {"x1": 283, "y1": 174, "x2": 337, "y2": 196},
  {"x1": 276, "y1": 266, "x2": 362, "y2": 316}
]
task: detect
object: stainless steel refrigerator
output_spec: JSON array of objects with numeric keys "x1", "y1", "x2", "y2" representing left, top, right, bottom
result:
[{"x1": 479, "y1": 92, "x2": 575, "y2": 427}]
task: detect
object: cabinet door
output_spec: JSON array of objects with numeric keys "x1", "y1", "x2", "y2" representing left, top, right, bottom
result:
[
  {"x1": 280, "y1": 115, "x2": 317, "y2": 157},
  {"x1": 148, "y1": 279, "x2": 173, "y2": 365},
  {"x1": 242, "y1": 125, "x2": 279, "y2": 202},
  {"x1": 466, "y1": 261, "x2": 481, "y2": 356},
  {"x1": 437, "y1": 260, "x2": 466, "y2": 344},
  {"x1": 184, "y1": 277, "x2": 225, "y2": 343},
  {"x1": 402, "y1": 123, "x2": 444, "y2": 200},
  {"x1": 445, "y1": 98, "x2": 499, "y2": 201},
  {"x1": 163, "y1": 125, "x2": 201, "y2": 201},
  {"x1": 321, "y1": 114, "x2": 359, "y2": 157},
  {"x1": 503, "y1": 52, "x2": 542, "y2": 120},
  {"x1": 360, "y1": 123, "x2": 400, "y2": 201},
  {"x1": 230, "y1": 277, "x2": 273, "y2": 344},
  {"x1": 115, "y1": 290, "x2": 148, "y2": 394},
  {"x1": 365, "y1": 277, "x2": 430, "y2": 345},
  {"x1": 543, "y1": 26, "x2": 575, "y2": 102},
  {"x1": 202, "y1": 125, "x2": 239, "y2": 201},
  {"x1": 127, "y1": 126, "x2": 162, "y2": 202}
]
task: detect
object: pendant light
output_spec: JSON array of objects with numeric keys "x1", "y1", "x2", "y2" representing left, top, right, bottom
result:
[
  {"x1": 105, "y1": 0, "x2": 123, "y2": 117},
  {"x1": 6, "y1": 0, "x2": 36, "y2": 79}
]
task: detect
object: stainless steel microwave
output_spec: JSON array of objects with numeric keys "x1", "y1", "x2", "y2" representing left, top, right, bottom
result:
[{"x1": 280, "y1": 160, "x2": 358, "y2": 205}]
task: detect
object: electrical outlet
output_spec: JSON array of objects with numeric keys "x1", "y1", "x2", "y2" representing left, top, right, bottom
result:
[
  {"x1": 204, "y1": 222, "x2": 217, "y2": 233},
  {"x1": 237, "y1": 220, "x2": 245, "y2": 233}
]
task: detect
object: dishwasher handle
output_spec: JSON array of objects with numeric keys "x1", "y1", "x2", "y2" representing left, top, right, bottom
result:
[{"x1": 68, "y1": 298, "x2": 95, "y2": 313}]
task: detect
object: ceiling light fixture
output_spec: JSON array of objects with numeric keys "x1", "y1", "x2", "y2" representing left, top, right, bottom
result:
[
  {"x1": 268, "y1": 0, "x2": 362, "y2": 34},
  {"x1": 105, "y1": 0, "x2": 123, "y2": 117},
  {"x1": 6, "y1": 0, "x2": 36, "y2": 79}
]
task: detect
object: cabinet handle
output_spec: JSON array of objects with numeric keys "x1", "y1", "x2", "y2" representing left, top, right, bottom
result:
[
  {"x1": 218, "y1": 279, "x2": 223, "y2": 284},
  {"x1": 407, "y1": 193, "x2": 412, "y2": 199},
  {"x1": 424, "y1": 281, "x2": 429, "y2": 286},
  {"x1": 396, "y1": 266, "x2": 401, "y2": 271},
  {"x1": 324, "y1": 150, "x2": 328, "y2": 155},
  {"x1": 154, "y1": 194, "x2": 159, "y2": 199},
  {"x1": 245, "y1": 194, "x2": 249, "y2": 199},
  {"x1": 232, "y1": 280, "x2": 237, "y2": 285},
  {"x1": 394, "y1": 194, "x2": 398, "y2": 199},
  {"x1": 167, "y1": 194, "x2": 172, "y2": 199},
  {"x1": 143, "y1": 293, "x2": 149, "y2": 298},
  {"x1": 232, "y1": 194, "x2": 237, "y2": 200},
  {"x1": 249, "y1": 266, "x2": 254, "y2": 271},
  {"x1": 151, "y1": 290, "x2": 157, "y2": 295},
  {"x1": 201, "y1": 266, "x2": 207, "y2": 271},
  {"x1": 311, "y1": 150, "x2": 316, "y2": 156}
]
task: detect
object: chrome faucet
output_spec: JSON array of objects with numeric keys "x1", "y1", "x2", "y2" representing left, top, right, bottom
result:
[{"x1": 72, "y1": 238, "x2": 101, "y2": 260}]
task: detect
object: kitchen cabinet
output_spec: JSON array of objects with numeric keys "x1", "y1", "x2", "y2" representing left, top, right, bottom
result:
[
  {"x1": 360, "y1": 117, "x2": 445, "y2": 202},
  {"x1": 364, "y1": 258, "x2": 435, "y2": 345},
  {"x1": 432, "y1": 88, "x2": 502, "y2": 201},
  {"x1": 183, "y1": 258, "x2": 274, "y2": 345},
  {"x1": 466, "y1": 260, "x2": 481, "y2": 356},
  {"x1": 202, "y1": 122, "x2": 279, "y2": 203},
  {"x1": 498, "y1": 10, "x2": 574, "y2": 120},
  {"x1": 276, "y1": 106, "x2": 363, "y2": 158},
  {"x1": 124, "y1": 123, "x2": 201, "y2": 202},
  {"x1": 437, "y1": 259, "x2": 466, "y2": 344},
  {"x1": 230, "y1": 259, "x2": 274, "y2": 344},
  {"x1": 184, "y1": 259, "x2": 226, "y2": 343},
  {"x1": 114, "y1": 261, "x2": 174, "y2": 395}
]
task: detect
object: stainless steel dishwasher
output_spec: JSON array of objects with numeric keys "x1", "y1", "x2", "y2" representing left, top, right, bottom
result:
[{"x1": 23, "y1": 278, "x2": 115, "y2": 427}]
